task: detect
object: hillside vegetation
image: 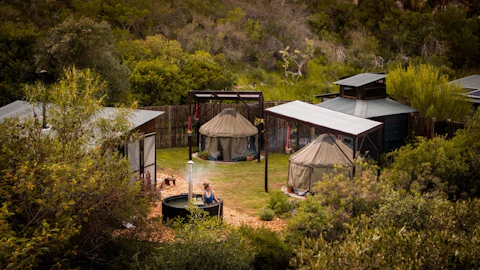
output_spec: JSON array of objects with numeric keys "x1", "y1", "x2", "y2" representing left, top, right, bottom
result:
[{"x1": 1, "y1": 0, "x2": 479, "y2": 107}]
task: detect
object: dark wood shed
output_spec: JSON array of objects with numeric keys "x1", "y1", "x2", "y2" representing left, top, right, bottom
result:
[{"x1": 316, "y1": 73, "x2": 417, "y2": 158}]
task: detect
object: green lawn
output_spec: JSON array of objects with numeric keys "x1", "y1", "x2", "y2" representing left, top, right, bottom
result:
[{"x1": 156, "y1": 147, "x2": 290, "y2": 216}]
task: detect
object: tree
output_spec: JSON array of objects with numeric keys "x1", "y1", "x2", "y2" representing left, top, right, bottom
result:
[
  {"x1": 433, "y1": 6, "x2": 480, "y2": 69},
  {"x1": 386, "y1": 63, "x2": 471, "y2": 121},
  {"x1": 0, "y1": 68, "x2": 150, "y2": 268},
  {"x1": 35, "y1": 16, "x2": 131, "y2": 105},
  {"x1": 122, "y1": 35, "x2": 234, "y2": 106},
  {"x1": 0, "y1": 22, "x2": 38, "y2": 106},
  {"x1": 279, "y1": 38, "x2": 315, "y2": 83}
]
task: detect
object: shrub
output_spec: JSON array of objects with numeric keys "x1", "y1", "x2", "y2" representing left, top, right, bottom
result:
[
  {"x1": 198, "y1": 150, "x2": 211, "y2": 160},
  {"x1": 239, "y1": 226, "x2": 292, "y2": 270},
  {"x1": 300, "y1": 171, "x2": 387, "y2": 242},
  {"x1": 386, "y1": 135, "x2": 471, "y2": 199},
  {"x1": 259, "y1": 208, "x2": 275, "y2": 221},
  {"x1": 145, "y1": 206, "x2": 253, "y2": 270},
  {"x1": 372, "y1": 191, "x2": 435, "y2": 231},
  {"x1": 287, "y1": 197, "x2": 330, "y2": 242},
  {"x1": 266, "y1": 190, "x2": 292, "y2": 216},
  {"x1": 291, "y1": 198, "x2": 480, "y2": 269}
]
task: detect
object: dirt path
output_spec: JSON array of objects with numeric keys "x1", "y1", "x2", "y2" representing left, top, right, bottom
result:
[{"x1": 150, "y1": 173, "x2": 287, "y2": 233}]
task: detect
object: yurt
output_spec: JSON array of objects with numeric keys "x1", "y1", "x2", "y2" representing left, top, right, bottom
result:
[
  {"x1": 288, "y1": 134, "x2": 353, "y2": 193},
  {"x1": 199, "y1": 108, "x2": 258, "y2": 161}
]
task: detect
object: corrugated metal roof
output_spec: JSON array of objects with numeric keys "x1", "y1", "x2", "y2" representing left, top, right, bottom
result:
[
  {"x1": 265, "y1": 100, "x2": 383, "y2": 137},
  {"x1": 0, "y1": 101, "x2": 163, "y2": 129},
  {"x1": 189, "y1": 90, "x2": 263, "y2": 101},
  {"x1": 468, "y1": 89, "x2": 480, "y2": 98},
  {"x1": 100, "y1": 107, "x2": 164, "y2": 129},
  {"x1": 333, "y1": 73, "x2": 386, "y2": 87},
  {"x1": 448, "y1": 75, "x2": 480, "y2": 91},
  {"x1": 316, "y1": 97, "x2": 417, "y2": 118},
  {"x1": 0, "y1": 100, "x2": 32, "y2": 121}
]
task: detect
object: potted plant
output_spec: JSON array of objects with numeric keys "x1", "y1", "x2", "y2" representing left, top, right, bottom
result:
[
  {"x1": 286, "y1": 184, "x2": 293, "y2": 193},
  {"x1": 285, "y1": 147, "x2": 292, "y2": 154},
  {"x1": 245, "y1": 149, "x2": 255, "y2": 161}
]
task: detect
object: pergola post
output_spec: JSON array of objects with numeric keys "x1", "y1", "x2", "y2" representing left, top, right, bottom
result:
[
  {"x1": 352, "y1": 137, "x2": 357, "y2": 178},
  {"x1": 188, "y1": 95, "x2": 192, "y2": 160},
  {"x1": 259, "y1": 95, "x2": 264, "y2": 162},
  {"x1": 264, "y1": 114, "x2": 269, "y2": 192}
]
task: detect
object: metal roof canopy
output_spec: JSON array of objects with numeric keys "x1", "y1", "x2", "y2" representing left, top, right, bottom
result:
[
  {"x1": 263, "y1": 100, "x2": 384, "y2": 192},
  {"x1": 334, "y1": 73, "x2": 386, "y2": 87},
  {"x1": 0, "y1": 100, "x2": 164, "y2": 130},
  {"x1": 316, "y1": 97, "x2": 417, "y2": 118},
  {"x1": 266, "y1": 101, "x2": 383, "y2": 137},
  {"x1": 189, "y1": 90, "x2": 263, "y2": 101},
  {"x1": 448, "y1": 75, "x2": 480, "y2": 91},
  {"x1": 188, "y1": 90, "x2": 264, "y2": 161}
]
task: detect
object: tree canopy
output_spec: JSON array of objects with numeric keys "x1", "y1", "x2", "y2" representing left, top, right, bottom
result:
[
  {"x1": 1, "y1": 0, "x2": 479, "y2": 106},
  {"x1": 387, "y1": 63, "x2": 472, "y2": 121},
  {"x1": 0, "y1": 68, "x2": 150, "y2": 268}
]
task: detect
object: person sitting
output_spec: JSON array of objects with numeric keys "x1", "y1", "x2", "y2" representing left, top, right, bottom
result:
[{"x1": 202, "y1": 183, "x2": 221, "y2": 206}]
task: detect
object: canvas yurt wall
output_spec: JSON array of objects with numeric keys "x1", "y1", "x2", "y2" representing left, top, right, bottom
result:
[
  {"x1": 199, "y1": 108, "x2": 258, "y2": 161},
  {"x1": 288, "y1": 134, "x2": 353, "y2": 193}
]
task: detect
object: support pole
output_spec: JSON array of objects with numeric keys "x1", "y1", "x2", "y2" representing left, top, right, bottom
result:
[
  {"x1": 188, "y1": 160, "x2": 194, "y2": 203},
  {"x1": 377, "y1": 126, "x2": 383, "y2": 165},
  {"x1": 352, "y1": 137, "x2": 357, "y2": 179},
  {"x1": 264, "y1": 114, "x2": 269, "y2": 192},
  {"x1": 259, "y1": 95, "x2": 264, "y2": 152},
  {"x1": 188, "y1": 94, "x2": 192, "y2": 160},
  {"x1": 188, "y1": 116, "x2": 192, "y2": 160},
  {"x1": 296, "y1": 123, "x2": 300, "y2": 152}
]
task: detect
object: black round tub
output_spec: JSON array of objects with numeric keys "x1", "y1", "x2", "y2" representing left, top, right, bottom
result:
[{"x1": 162, "y1": 194, "x2": 223, "y2": 222}]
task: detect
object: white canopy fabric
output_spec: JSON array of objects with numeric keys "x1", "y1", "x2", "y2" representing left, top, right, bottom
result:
[
  {"x1": 265, "y1": 100, "x2": 383, "y2": 137},
  {"x1": 288, "y1": 134, "x2": 353, "y2": 192}
]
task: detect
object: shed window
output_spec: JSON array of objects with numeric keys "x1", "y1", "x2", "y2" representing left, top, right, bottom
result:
[
  {"x1": 343, "y1": 87, "x2": 356, "y2": 98},
  {"x1": 365, "y1": 86, "x2": 386, "y2": 99}
]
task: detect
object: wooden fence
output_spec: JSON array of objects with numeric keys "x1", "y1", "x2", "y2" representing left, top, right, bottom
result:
[
  {"x1": 408, "y1": 114, "x2": 466, "y2": 139},
  {"x1": 140, "y1": 102, "x2": 294, "y2": 152},
  {"x1": 139, "y1": 105, "x2": 468, "y2": 153}
]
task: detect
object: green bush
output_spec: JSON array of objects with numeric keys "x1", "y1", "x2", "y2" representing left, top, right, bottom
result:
[
  {"x1": 145, "y1": 207, "x2": 253, "y2": 270},
  {"x1": 385, "y1": 117, "x2": 480, "y2": 199},
  {"x1": 239, "y1": 226, "x2": 292, "y2": 270},
  {"x1": 259, "y1": 208, "x2": 275, "y2": 221},
  {"x1": 287, "y1": 197, "x2": 330, "y2": 241},
  {"x1": 266, "y1": 190, "x2": 292, "y2": 216},
  {"x1": 198, "y1": 150, "x2": 211, "y2": 160},
  {"x1": 296, "y1": 171, "x2": 387, "y2": 242},
  {"x1": 291, "y1": 197, "x2": 480, "y2": 269},
  {"x1": 372, "y1": 191, "x2": 435, "y2": 231}
]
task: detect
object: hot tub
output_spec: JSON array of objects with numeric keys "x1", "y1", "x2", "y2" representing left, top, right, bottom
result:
[{"x1": 162, "y1": 194, "x2": 223, "y2": 222}]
